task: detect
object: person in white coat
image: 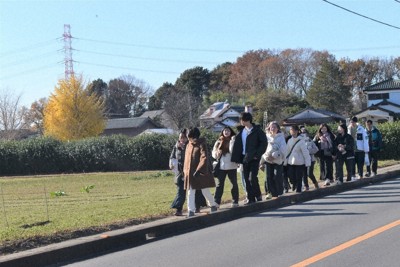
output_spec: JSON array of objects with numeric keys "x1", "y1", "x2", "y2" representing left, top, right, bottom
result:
[
  {"x1": 285, "y1": 125, "x2": 311, "y2": 193},
  {"x1": 260, "y1": 121, "x2": 287, "y2": 199},
  {"x1": 348, "y1": 116, "x2": 369, "y2": 179},
  {"x1": 212, "y1": 126, "x2": 239, "y2": 207}
]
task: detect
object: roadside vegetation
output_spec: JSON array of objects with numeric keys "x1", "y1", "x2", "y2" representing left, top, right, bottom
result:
[{"x1": 1, "y1": 159, "x2": 399, "y2": 254}]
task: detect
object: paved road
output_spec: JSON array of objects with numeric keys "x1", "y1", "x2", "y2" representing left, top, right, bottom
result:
[{"x1": 62, "y1": 177, "x2": 400, "y2": 267}]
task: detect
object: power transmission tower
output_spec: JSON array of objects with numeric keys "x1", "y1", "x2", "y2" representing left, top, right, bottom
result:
[{"x1": 63, "y1": 24, "x2": 74, "y2": 80}]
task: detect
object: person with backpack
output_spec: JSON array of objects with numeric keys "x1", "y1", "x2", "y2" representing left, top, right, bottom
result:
[{"x1": 365, "y1": 120, "x2": 383, "y2": 177}]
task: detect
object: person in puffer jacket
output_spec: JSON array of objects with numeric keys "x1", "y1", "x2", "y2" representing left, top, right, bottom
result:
[
  {"x1": 284, "y1": 125, "x2": 311, "y2": 193},
  {"x1": 260, "y1": 121, "x2": 287, "y2": 199}
]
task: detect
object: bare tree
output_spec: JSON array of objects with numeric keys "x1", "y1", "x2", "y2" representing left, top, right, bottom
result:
[
  {"x1": 0, "y1": 90, "x2": 27, "y2": 140},
  {"x1": 164, "y1": 89, "x2": 201, "y2": 129}
]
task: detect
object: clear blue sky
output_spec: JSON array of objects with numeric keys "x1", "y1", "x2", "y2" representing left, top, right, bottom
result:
[{"x1": 1, "y1": 0, "x2": 399, "y2": 107}]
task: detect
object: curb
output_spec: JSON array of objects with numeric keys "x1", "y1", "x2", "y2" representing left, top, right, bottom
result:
[{"x1": 1, "y1": 164, "x2": 400, "y2": 267}]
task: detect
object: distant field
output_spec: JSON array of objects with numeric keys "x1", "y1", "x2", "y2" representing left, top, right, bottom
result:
[{"x1": 1, "y1": 159, "x2": 398, "y2": 253}]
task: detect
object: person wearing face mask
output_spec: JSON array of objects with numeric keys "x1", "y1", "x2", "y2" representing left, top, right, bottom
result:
[
  {"x1": 333, "y1": 124, "x2": 355, "y2": 184},
  {"x1": 314, "y1": 123, "x2": 336, "y2": 186},
  {"x1": 212, "y1": 126, "x2": 239, "y2": 207},
  {"x1": 284, "y1": 125, "x2": 311, "y2": 193},
  {"x1": 260, "y1": 121, "x2": 287, "y2": 199}
]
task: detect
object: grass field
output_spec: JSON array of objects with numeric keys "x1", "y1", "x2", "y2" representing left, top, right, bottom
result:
[{"x1": 1, "y1": 159, "x2": 398, "y2": 253}]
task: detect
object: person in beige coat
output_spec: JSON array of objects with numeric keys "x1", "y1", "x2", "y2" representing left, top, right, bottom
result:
[
  {"x1": 184, "y1": 127, "x2": 217, "y2": 217},
  {"x1": 284, "y1": 125, "x2": 311, "y2": 193}
]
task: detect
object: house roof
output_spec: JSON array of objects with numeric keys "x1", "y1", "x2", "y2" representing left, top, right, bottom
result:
[
  {"x1": 139, "y1": 128, "x2": 176, "y2": 135},
  {"x1": 364, "y1": 78, "x2": 400, "y2": 92},
  {"x1": 140, "y1": 109, "x2": 165, "y2": 119},
  {"x1": 106, "y1": 117, "x2": 156, "y2": 129},
  {"x1": 283, "y1": 107, "x2": 346, "y2": 125},
  {"x1": 354, "y1": 100, "x2": 400, "y2": 117},
  {"x1": 199, "y1": 102, "x2": 230, "y2": 119}
]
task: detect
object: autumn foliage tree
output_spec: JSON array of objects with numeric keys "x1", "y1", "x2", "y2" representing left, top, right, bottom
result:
[{"x1": 44, "y1": 76, "x2": 106, "y2": 141}]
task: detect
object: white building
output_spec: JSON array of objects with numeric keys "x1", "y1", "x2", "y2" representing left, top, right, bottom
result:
[{"x1": 356, "y1": 79, "x2": 400, "y2": 123}]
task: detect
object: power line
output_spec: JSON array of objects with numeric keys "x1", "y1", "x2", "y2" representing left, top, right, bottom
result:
[
  {"x1": 77, "y1": 61, "x2": 180, "y2": 75},
  {"x1": 0, "y1": 39, "x2": 59, "y2": 58},
  {"x1": 322, "y1": 0, "x2": 400, "y2": 30},
  {"x1": 76, "y1": 49, "x2": 220, "y2": 65},
  {"x1": 73, "y1": 37, "x2": 245, "y2": 54},
  {"x1": 0, "y1": 64, "x2": 57, "y2": 80}
]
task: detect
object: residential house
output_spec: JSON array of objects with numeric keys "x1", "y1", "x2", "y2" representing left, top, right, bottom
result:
[
  {"x1": 140, "y1": 109, "x2": 176, "y2": 130},
  {"x1": 199, "y1": 102, "x2": 248, "y2": 132},
  {"x1": 102, "y1": 117, "x2": 159, "y2": 137},
  {"x1": 356, "y1": 78, "x2": 400, "y2": 123}
]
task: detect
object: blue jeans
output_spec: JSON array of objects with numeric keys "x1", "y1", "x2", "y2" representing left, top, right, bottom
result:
[{"x1": 171, "y1": 176, "x2": 185, "y2": 211}]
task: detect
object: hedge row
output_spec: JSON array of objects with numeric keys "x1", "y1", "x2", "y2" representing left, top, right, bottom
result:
[
  {"x1": 0, "y1": 122, "x2": 398, "y2": 177},
  {"x1": 0, "y1": 134, "x2": 177, "y2": 176}
]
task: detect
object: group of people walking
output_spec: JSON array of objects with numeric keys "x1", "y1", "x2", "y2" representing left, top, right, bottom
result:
[{"x1": 169, "y1": 113, "x2": 383, "y2": 217}]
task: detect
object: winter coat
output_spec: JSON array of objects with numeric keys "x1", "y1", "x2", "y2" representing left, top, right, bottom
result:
[
  {"x1": 231, "y1": 124, "x2": 267, "y2": 164},
  {"x1": 333, "y1": 133, "x2": 354, "y2": 160},
  {"x1": 302, "y1": 135, "x2": 319, "y2": 162},
  {"x1": 183, "y1": 137, "x2": 216, "y2": 190},
  {"x1": 366, "y1": 126, "x2": 383, "y2": 151},
  {"x1": 212, "y1": 137, "x2": 237, "y2": 170},
  {"x1": 170, "y1": 141, "x2": 186, "y2": 181},
  {"x1": 348, "y1": 124, "x2": 369, "y2": 153},
  {"x1": 260, "y1": 132, "x2": 287, "y2": 165},
  {"x1": 284, "y1": 135, "x2": 311, "y2": 167}
]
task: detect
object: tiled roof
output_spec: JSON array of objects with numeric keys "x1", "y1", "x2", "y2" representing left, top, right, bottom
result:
[
  {"x1": 140, "y1": 109, "x2": 165, "y2": 119},
  {"x1": 364, "y1": 78, "x2": 400, "y2": 92},
  {"x1": 106, "y1": 117, "x2": 154, "y2": 129}
]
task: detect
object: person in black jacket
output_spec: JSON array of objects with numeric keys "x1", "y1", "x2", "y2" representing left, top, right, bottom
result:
[
  {"x1": 231, "y1": 112, "x2": 267, "y2": 204},
  {"x1": 333, "y1": 124, "x2": 354, "y2": 184}
]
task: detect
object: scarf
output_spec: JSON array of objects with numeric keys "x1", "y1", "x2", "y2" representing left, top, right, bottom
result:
[
  {"x1": 320, "y1": 133, "x2": 332, "y2": 150},
  {"x1": 218, "y1": 136, "x2": 231, "y2": 155}
]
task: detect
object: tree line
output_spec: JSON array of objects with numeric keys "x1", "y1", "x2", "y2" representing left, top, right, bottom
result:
[{"x1": 1, "y1": 48, "x2": 399, "y2": 140}]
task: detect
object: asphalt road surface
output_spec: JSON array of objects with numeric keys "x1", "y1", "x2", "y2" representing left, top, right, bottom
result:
[{"x1": 62, "y1": 177, "x2": 400, "y2": 267}]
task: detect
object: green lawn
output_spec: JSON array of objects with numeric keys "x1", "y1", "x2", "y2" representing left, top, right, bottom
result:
[{"x1": 1, "y1": 159, "x2": 398, "y2": 250}]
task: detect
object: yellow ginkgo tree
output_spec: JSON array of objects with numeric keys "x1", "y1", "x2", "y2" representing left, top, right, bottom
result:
[{"x1": 44, "y1": 75, "x2": 106, "y2": 141}]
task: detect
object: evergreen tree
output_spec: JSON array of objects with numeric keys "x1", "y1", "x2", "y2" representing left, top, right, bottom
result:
[{"x1": 306, "y1": 59, "x2": 352, "y2": 115}]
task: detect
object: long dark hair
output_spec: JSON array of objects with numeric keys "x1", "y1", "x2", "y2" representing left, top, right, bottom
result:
[
  {"x1": 219, "y1": 126, "x2": 236, "y2": 138},
  {"x1": 317, "y1": 123, "x2": 334, "y2": 137}
]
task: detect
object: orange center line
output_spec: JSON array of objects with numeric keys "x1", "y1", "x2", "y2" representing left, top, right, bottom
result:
[{"x1": 291, "y1": 219, "x2": 400, "y2": 267}]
